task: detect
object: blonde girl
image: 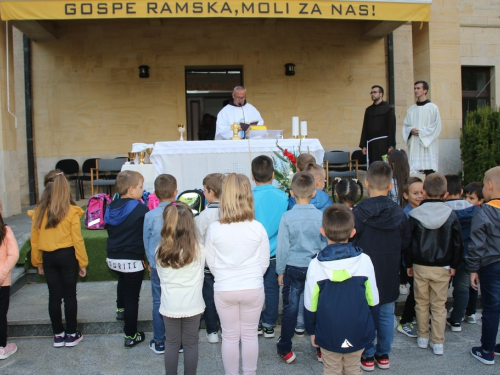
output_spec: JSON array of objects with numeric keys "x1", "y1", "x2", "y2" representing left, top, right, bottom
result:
[
  {"x1": 30, "y1": 170, "x2": 88, "y2": 347},
  {"x1": 205, "y1": 173, "x2": 270, "y2": 375},
  {"x1": 156, "y1": 202, "x2": 205, "y2": 375}
]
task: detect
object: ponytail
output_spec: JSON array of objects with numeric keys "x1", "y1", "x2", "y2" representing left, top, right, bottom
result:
[{"x1": 34, "y1": 170, "x2": 71, "y2": 229}]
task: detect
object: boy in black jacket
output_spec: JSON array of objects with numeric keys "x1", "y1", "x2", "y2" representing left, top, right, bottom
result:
[
  {"x1": 406, "y1": 173, "x2": 462, "y2": 356},
  {"x1": 105, "y1": 170, "x2": 149, "y2": 348},
  {"x1": 352, "y1": 161, "x2": 411, "y2": 371}
]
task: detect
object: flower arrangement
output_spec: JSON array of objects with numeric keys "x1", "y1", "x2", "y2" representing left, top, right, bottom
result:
[{"x1": 272, "y1": 141, "x2": 300, "y2": 194}]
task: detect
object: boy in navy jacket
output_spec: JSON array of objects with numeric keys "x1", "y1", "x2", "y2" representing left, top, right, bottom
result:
[{"x1": 305, "y1": 204, "x2": 379, "y2": 374}]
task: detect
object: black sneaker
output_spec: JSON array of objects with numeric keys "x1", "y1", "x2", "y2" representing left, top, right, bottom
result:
[
  {"x1": 446, "y1": 318, "x2": 462, "y2": 332},
  {"x1": 116, "y1": 308, "x2": 125, "y2": 320},
  {"x1": 65, "y1": 331, "x2": 83, "y2": 347},
  {"x1": 263, "y1": 327, "x2": 275, "y2": 338},
  {"x1": 375, "y1": 354, "x2": 390, "y2": 369},
  {"x1": 294, "y1": 328, "x2": 305, "y2": 337},
  {"x1": 124, "y1": 332, "x2": 145, "y2": 348}
]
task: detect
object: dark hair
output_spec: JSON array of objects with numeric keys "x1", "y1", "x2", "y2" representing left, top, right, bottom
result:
[
  {"x1": 203, "y1": 173, "x2": 224, "y2": 199},
  {"x1": 154, "y1": 174, "x2": 177, "y2": 200},
  {"x1": 296, "y1": 153, "x2": 315, "y2": 172},
  {"x1": 372, "y1": 85, "x2": 384, "y2": 94},
  {"x1": 387, "y1": 149, "x2": 410, "y2": 207},
  {"x1": 423, "y1": 173, "x2": 447, "y2": 198},
  {"x1": 322, "y1": 204, "x2": 355, "y2": 242},
  {"x1": 0, "y1": 201, "x2": 5, "y2": 245},
  {"x1": 251, "y1": 155, "x2": 274, "y2": 183},
  {"x1": 403, "y1": 177, "x2": 423, "y2": 194},
  {"x1": 367, "y1": 161, "x2": 393, "y2": 190},
  {"x1": 444, "y1": 174, "x2": 462, "y2": 196},
  {"x1": 464, "y1": 182, "x2": 484, "y2": 200},
  {"x1": 291, "y1": 172, "x2": 316, "y2": 200},
  {"x1": 333, "y1": 179, "x2": 358, "y2": 207},
  {"x1": 414, "y1": 80, "x2": 429, "y2": 91}
]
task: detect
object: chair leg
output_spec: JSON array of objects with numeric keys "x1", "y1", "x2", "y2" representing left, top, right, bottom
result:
[{"x1": 75, "y1": 179, "x2": 79, "y2": 201}]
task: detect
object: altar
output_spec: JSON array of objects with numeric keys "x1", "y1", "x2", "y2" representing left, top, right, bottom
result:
[{"x1": 149, "y1": 139, "x2": 324, "y2": 192}]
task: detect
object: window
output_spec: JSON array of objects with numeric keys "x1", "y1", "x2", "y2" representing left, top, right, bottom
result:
[{"x1": 462, "y1": 67, "x2": 492, "y2": 124}]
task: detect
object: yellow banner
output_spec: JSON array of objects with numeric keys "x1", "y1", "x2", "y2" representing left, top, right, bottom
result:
[{"x1": 0, "y1": 0, "x2": 430, "y2": 22}]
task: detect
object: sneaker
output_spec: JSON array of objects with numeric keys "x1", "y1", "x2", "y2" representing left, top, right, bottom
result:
[
  {"x1": 360, "y1": 356, "x2": 374, "y2": 371},
  {"x1": 263, "y1": 327, "x2": 275, "y2": 338},
  {"x1": 149, "y1": 340, "x2": 165, "y2": 354},
  {"x1": 417, "y1": 337, "x2": 429, "y2": 349},
  {"x1": 430, "y1": 342, "x2": 444, "y2": 355},
  {"x1": 278, "y1": 350, "x2": 296, "y2": 364},
  {"x1": 257, "y1": 326, "x2": 263, "y2": 335},
  {"x1": 53, "y1": 333, "x2": 66, "y2": 348},
  {"x1": 466, "y1": 314, "x2": 477, "y2": 324},
  {"x1": 179, "y1": 345, "x2": 184, "y2": 353},
  {"x1": 116, "y1": 308, "x2": 125, "y2": 320},
  {"x1": 399, "y1": 284, "x2": 409, "y2": 295},
  {"x1": 495, "y1": 344, "x2": 500, "y2": 356},
  {"x1": 316, "y1": 348, "x2": 323, "y2": 363},
  {"x1": 471, "y1": 346, "x2": 495, "y2": 365},
  {"x1": 124, "y1": 332, "x2": 145, "y2": 348},
  {"x1": 294, "y1": 328, "x2": 305, "y2": 337},
  {"x1": 0, "y1": 343, "x2": 18, "y2": 360},
  {"x1": 375, "y1": 354, "x2": 390, "y2": 369},
  {"x1": 446, "y1": 318, "x2": 462, "y2": 332},
  {"x1": 65, "y1": 332, "x2": 83, "y2": 347},
  {"x1": 206, "y1": 332, "x2": 219, "y2": 343},
  {"x1": 397, "y1": 323, "x2": 417, "y2": 338}
]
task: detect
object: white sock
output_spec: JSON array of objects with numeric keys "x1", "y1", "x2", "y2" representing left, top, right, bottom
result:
[
  {"x1": 67, "y1": 333, "x2": 76, "y2": 337},
  {"x1": 56, "y1": 331, "x2": 65, "y2": 337}
]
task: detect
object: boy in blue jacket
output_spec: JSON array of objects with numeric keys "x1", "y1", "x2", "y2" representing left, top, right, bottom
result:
[{"x1": 305, "y1": 204, "x2": 379, "y2": 374}]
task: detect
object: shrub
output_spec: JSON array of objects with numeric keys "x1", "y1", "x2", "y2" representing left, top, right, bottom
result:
[{"x1": 461, "y1": 106, "x2": 500, "y2": 184}]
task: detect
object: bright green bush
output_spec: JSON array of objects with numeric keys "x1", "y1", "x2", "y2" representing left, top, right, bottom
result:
[{"x1": 461, "y1": 106, "x2": 500, "y2": 185}]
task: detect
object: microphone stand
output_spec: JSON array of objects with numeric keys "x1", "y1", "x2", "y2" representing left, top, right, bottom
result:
[{"x1": 366, "y1": 135, "x2": 388, "y2": 167}]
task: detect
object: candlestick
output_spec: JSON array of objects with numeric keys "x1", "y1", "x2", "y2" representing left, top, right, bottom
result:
[{"x1": 300, "y1": 121, "x2": 308, "y2": 138}]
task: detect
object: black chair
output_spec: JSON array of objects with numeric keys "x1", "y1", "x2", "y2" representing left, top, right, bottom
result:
[
  {"x1": 323, "y1": 151, "x2": 358, "y2": 187},
  {"x1": 55, "y1": 159, "x2": 81, "y2": 200},
  {"x1": 79, "y1": 158, "x2": 100, "y2": 199},
  {"x1": 351, "y1": 150, "x2": 367, "y2": 172},
  {"x1": 91, "y1": 159, "x2": 125, "y2": 195}
]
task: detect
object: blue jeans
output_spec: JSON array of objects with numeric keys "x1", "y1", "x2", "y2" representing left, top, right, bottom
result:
[
  {"x1": 202, "y1": 272, "x2": 219, "y2": 334},
  {"x1": 277, "y1": 265, "x2": 307, "y2": 354},
  {"x1": 261, "y1": 260, "x2": 279, "y2": 329},
  {"x1": 150, "y1": 268, "x2": 166, "y2": 343},
  {"x1": 363, "y1": 302, "x2": 394, "y2": 358},
  {"x1": 450, "y1": 262, "x2": 470, "y2": 323},
  {"x1": 296, "y1": 293, "x2": 305, "y2": 330},
  {"x1": 466, "y1": 286, "x2": 478, "y2": 316},
  {"x1": 479, "y1": 261, "x2": 500, "y2": 352}
]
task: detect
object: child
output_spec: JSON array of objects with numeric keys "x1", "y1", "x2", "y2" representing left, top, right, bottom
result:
[
  {"x1": 195, "y1": 173, "x2": 225, "y2": 343},
  {"x1": 444, "y1": 174, "x2": 478, "y2": 333},
  {"x1": 406, "y1": 173, "x2": 462, "y2": 355},
  {"x1": 352, "y1": 161, "x2": 411, "y2": 370},
  {"x1": 464, "y1": 182, "x2": 484, "y2": 207},
  {"x1": 467, "y1": 167, "x2": 500, "y2": 365},
  {"x1": 305, "y1": 204, "x2": 379, "y2": 375},
  {"x1": 0, "y1": 201, "x2": 19, "y2": 359},
  {"x1": 387, "y1": 149, "x2": 410, "y2": 207},
  {"x1": 157, "y1": 202, "x2": 205, "y2": 375},
  {"x1": 105, "y1": 170, "x2": 149, "y2": 348},
  {"x1": 30, "y1": 170, "x2": 88, "y2": 347},
  {"x1": 333, "y1": 178, "x2": 358, "y2": 209},
  {"x1": 276, "y1": 172, "x2": 327, "y2": 363},
  {"x1": 251, "y1": 156, "x2": 288, "y2": 339},
  {"x1": 296, "y1": 153, "x2": 316, "y2": 172},
  {"x1": 288, "y1": 163, "x2": 332, "y2": 212},
  {"x1": 402, "y1": 177, "x2": 424, "y2": 217},
  {"x1": 143, "y1": 174, "x2": 178, "y2": 354}
]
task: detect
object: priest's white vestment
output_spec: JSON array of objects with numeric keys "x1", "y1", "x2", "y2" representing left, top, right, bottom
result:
[{"x1": 215, "y1": 103, "x2": 264, "y2": 140}]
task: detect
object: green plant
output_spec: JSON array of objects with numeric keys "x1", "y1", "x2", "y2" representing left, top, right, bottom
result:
[{"x1": 461, "y1": 106, "x2": 500, "y2": 184}]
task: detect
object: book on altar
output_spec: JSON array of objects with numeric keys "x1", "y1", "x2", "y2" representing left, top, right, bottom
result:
[{"x1": 240, "y1": 121, "x2": 260, "y2": 132}]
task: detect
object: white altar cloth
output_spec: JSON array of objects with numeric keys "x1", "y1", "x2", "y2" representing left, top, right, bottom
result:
[
  {"x1": 149, "y1": 139, "x2": 324, "y2": 193},
  {"x1": 121, "y1": 164, "x2": 158, "y2": 193}
]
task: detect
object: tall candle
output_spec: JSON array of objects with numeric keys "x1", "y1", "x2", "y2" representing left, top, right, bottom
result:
[
  {"x1": 292, "y1": 117, "x2": 299, "y2": 137},
  {"x1": 300, "y1": 121, "x2": 308, "y2": 136}
]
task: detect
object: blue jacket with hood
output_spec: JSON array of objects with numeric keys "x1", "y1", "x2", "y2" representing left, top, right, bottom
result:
[
  {"x1": 288, "y1": 189, "x2": 332, "y2": 212},
  {"x1": 445, "y1": 199, "x2": 478, "y2": 258}
]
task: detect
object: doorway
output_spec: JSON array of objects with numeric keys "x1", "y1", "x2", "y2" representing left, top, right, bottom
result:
[{"x1": 185, "y1": 68, "x2": 243, "y2": 141}]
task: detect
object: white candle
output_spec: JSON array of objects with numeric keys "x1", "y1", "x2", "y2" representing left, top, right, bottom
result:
[
  {"x1": 300, "y1": 121, "x2": 308, "y2": 136},
  {"x1": 292, "y1": 117, "x2": 299, "y2": 137}
]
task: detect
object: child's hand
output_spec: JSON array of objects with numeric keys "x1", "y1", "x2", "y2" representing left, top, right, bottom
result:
[
  {"x1": 470, "y1": 272, "x2": 480, "y2": 290},
  {"x1": 277, "y1": 274, "x2": 284, "y2": 286},
  {"x1": 407, "y1": 268, "x2": 413, "y2": 277},
  {"x1": 79, "y1": 268, "x2": 87, "y2": 277},
  {"x1": 310, "y1": 334, "x2": 319, "y2": 348},
  {"x1": 448, "y1": 268, "x2": 456, "y2": 277},
  {"x1": 38, "y1": 266, "x2": 44, "y2": 275}
]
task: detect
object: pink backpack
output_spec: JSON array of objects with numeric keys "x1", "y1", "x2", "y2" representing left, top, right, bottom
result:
[
  {"x1": 85, "y1": 193, "x2": 112, "y2": 230},
  {"x1": 147, "y1": 193, "x2": 160, "y2": 210}
]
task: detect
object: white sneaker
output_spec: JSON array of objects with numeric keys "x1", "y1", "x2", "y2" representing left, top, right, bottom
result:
[
  {"x1": 399, "y1": 284, "x2": 409, "y2": 295},
  {"x1": 430, "y1": 342, "x2": 444, "y2": 355},
  {"x1": 417, "y1": 337, "x2": 429, "y2": 349},
  {"x1": 206, "y1": 332, "x2": 219, "y2": 344},
  {"x1": 466, "y1": 314, "x2": 477, "y2": 324}
]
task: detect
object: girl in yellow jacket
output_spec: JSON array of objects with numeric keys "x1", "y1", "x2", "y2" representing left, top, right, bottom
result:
[
  {"x1": 30, "y1": 170, "x2": 88, "y2": 348},
  {"x1": 0, "y1": 200, "x2": 19, "y2": 359}
]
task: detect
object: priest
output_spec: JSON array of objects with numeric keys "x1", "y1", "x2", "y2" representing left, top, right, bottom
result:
[
  {"x1": 215, "y1": 86, "x2": 264, "y2": 140},
  {"x1": 359, "y1": 85, "x2": 396, "y2": 164},
  {"x1": 402, "y1": 81, "x2": 442, "y2": 174}
]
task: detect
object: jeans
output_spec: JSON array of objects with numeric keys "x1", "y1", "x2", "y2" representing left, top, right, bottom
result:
[
  {"x1": 277, "y1": 265, "x2": 307, "y2": 354},
  {"x1": 363, "y1": 302, "x2": 394, "y2": 358},
  {"x1": 150, "y1": 267, "x2": 165, "y2": 343},
  {"x1": 296, "y1": 293, "x2": 305, "y2": 330},
  {"x1": 115, "y1": 269, "x2": 144, "y2": 337},
  {"x1": 0, "y1": 286, "x2": 10, "y2": 347},
  {"x1": 466, "y1": 286, "x2": 479, "y2": 316},
  {"x1": 202, "y1": 272, "x2": 219, "y2": 334},
  {"x1": 42, "y1": 247, "x2": 79, "y2": 334},
  {"x1": 261, "y1": 260, "x2": 279, "y2": 329},
  {"x1": 450, "y1": 262, "x2": 470, "y2": 323},
  {"x1": 479, "y1": 261, "x2": 500, "y2": 352}
]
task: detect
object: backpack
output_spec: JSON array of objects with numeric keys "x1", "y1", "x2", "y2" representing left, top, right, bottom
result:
[
  {"x1": 177, "y1": 189, "x2": 206, "y2": 216},
  {"x1": 147, "y1": 193, "x2": 160, "y2": 210},
  {"x1": 85, "y1": 193, "x2": 112, "y2": 230}
]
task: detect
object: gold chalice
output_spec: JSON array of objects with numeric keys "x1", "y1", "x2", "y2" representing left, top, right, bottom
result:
[
  {"x1": 138, "y1": 151, "x2": 146, "y2": 164},
  {"x1": 146, "y1": 148, "x2": 153, "y2": 164},
  {"x1": 128, "y1": 152, "x2": 137, "y2": 164}
]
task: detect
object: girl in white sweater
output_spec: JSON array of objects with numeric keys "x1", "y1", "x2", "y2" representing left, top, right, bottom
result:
[{"x1": 156, "y1": 202, "x2": 205, "y2": 375}]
